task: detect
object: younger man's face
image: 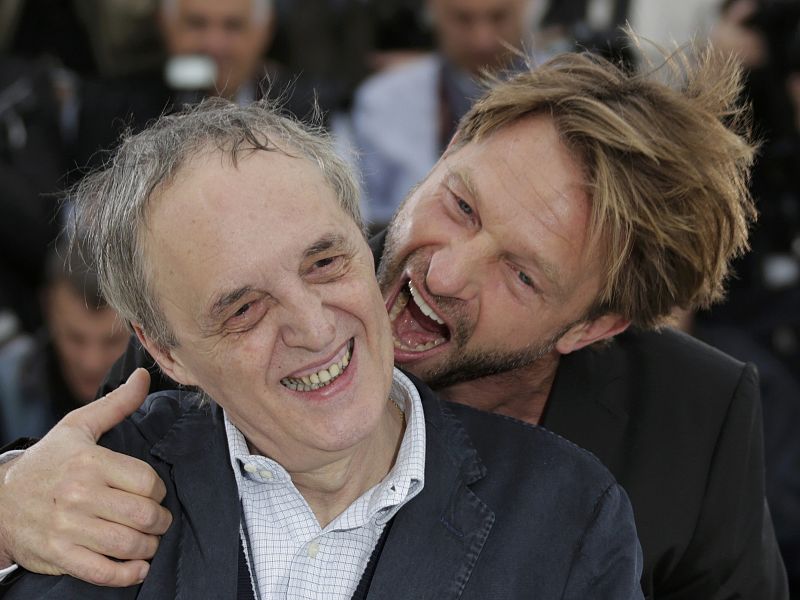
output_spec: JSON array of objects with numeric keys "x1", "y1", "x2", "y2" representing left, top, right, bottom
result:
[{"x1": 378, "y1": 115, "x2": 608, "y2": 389}]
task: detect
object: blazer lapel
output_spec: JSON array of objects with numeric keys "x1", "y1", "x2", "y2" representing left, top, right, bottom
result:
[
  {"x1": 150, "y1": 403, "x2": 242, "y2": 600},
  {"x1": 542, "y1": 338, "x2": 631, "y2": 473},
  {"x1": 367, "y1": 384, "x2": 495, "y2": 600}
]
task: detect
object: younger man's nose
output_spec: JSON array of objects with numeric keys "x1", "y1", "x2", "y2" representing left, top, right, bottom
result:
[{"x1": 425, "y1": 244, "x2": 482, "y2": 301}]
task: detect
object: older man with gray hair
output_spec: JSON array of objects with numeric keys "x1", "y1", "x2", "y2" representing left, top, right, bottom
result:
[{"x1": 0, "y1": 98, "x2": 643, "y2": 599}]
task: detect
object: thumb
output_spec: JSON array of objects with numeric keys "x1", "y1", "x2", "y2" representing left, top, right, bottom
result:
[{"x1": 64, "y1": 368, "x2": 152, "y2": 441}]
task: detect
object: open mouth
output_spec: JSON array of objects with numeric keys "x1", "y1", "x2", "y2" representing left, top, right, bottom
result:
[
  {"x1": 280, "y1": 339, "x2": 354, "y2": 392},
  {"x1": 388, "y1": 280, "x2": 450, "y2": 357}
]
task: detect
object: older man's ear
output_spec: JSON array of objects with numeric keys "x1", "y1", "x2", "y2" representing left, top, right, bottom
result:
[{"x1": 132, "y1": 324, "x2": 198, "y2": 387}]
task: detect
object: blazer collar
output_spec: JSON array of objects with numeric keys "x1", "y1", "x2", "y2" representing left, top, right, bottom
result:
[
  {"x1": 542, "y1": 335, "x2": 631, "y2": 468},
  {"x1": 150, "y1": 401, "x2": 242, "y2": 600},
  {"x1": 366, "y1": 375, "x2": 495, "y2": 599}
]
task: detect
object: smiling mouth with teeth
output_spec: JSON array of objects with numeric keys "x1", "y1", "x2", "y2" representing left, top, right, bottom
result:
[
  {"x1": 388, "y1": 281, "x2": 449, "y2": 354},
  {"x1": 280, "y1": 339, "x2": 354, "y2": 392}
]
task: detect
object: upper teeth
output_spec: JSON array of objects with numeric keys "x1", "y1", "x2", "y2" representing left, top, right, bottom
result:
[
  {"x1": 280, "y1": 341, "x2": 352, "y2": 392},
  {"x1": 408, "y1": 282, "x2": 444, "y2": 324}
]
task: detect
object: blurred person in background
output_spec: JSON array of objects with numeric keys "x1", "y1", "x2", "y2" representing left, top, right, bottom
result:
[
  {"x1": 0, "y1": 237, "x2": 129, "y2": 444},
  {"x1": 706, "y1": 0, "x2": 800, "y2": 375},
  {"x1": 72, "y1": 0, "x2": 305, "y2": 172},
  {"x1": 245, "y1": 0, "x2": 442, "y2": 122},
  {"x1": 707, "y1": 0, "x2": 800, "y2": 592},
  {"x1": 0, "y1": 56, "x2": 67, "y2": 335},
  {"x1": 350, "y1": 0, "x2": 537, "y2": 229},
  {"x1": 158, "y1": 0, "x2": 274, "y2": 102}
]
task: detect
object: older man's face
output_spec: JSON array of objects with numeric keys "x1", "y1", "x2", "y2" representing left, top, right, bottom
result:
[
  {"x1": 143, "y1": 149, "x2": 395, "y2": 469},
  {"x1": 378, "y1": 115, "x2": 605, "y2": 389}
]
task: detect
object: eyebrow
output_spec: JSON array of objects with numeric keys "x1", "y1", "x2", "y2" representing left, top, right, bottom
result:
[
  {"x1": 527, "y1": 254, "x2": 565, "y2": 298},
  {"x1": 302, "y1": 233, "x2": 350, "y2": 260},
  {"x1": 207, "y1": 285, "x2": 256, "y2": 321},
  {"x1": 446, "y1": 167, "x2": 482, "y2": 205},
  {"x1": 205, "y1": 233, "x2": 353, "y2": 323},
  {"x1": 448, "y1": 167, "x2": 565, "y2": 297}
]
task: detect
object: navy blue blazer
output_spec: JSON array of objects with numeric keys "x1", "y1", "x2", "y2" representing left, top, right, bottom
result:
[{"x1": 5, "y1": 374, "x2": 643, "y2": 599}]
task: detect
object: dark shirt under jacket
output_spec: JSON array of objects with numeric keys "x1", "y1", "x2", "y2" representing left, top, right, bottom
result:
[
  {"x1": 6, "y1": 377, "x2": 644, "y2": 599},
  {"x1": 97, "y1": 231, "x2": 789, "y2": 600}
]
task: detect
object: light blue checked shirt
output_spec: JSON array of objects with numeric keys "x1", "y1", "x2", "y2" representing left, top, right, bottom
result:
[{"x1": 224, "y1": 368, "x2": 426, "y2": 600}]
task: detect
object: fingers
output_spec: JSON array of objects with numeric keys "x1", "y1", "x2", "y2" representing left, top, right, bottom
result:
[
  {"x1": 63, "y1": 368, "x2": 151, "y2": 441},
  {"x1": 68, "y1": 518, "x2": 161, "y2": 561},
  {"x1": 57, "y1": 546, "x2": 150, "y2": 588},
  {"x1": 94, "y1": 446, "x2": 167, "y2": 503},
  {"x1": 90, "y1": 487, "x2": 172, "y2": 537},
  {"x1": 48, "y1": 445, "x2": 172, "y2": 535}
]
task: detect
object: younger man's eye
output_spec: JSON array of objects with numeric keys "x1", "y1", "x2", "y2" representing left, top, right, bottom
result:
[
  {"x1": 517, "y1": 271, "x2": 534, "y2": 288},
  {"x1": 457, "y1": 198, "x2": 473, "y2": 215}
]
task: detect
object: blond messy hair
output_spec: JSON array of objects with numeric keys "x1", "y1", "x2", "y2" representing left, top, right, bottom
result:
[{"x1": 455, "y1": 44, "x2": 757, "y2": 329}]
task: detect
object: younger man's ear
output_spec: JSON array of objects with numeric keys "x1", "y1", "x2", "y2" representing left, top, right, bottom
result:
[
  {"x1": 555, "y1": 314, "x2": 630, "y2": 355},
  {"x1": 132, "y1": 323, "x2": 198, "y2": 386}
]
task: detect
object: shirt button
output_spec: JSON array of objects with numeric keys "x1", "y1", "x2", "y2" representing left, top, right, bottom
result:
[
  {"x1": 259, "y1": 469, "x2": 273, "y2": 479},
  {"x1": 307, "y1": 541, "x2": 320, "y2": 558},
  {"x1": 243, "y1": 463, "x2": 257, "y2": 473}
]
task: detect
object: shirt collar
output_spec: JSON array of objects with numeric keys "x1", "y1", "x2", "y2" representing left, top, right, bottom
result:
[
  {"x1": 222, "y1": 368, "x2": 426, "y2": 522},
  {"x1": 369, "y1": 368, "x2": 426, "y2": 524}
]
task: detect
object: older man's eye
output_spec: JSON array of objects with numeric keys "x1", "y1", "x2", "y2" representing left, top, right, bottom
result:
[
  {"x1": 233, "y1": 303, "x2": 251, "y2": 318},
  {"x1": 314, "y1": 256, "x2": 337, "y2": 269},
  {"x1": 311, "y1": 255, "x2": 348, "y2": 274}
]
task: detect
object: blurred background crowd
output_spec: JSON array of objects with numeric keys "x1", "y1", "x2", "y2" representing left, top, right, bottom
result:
[{"x1": 0, "y1": 0, "x2": 798, "y2": 593}]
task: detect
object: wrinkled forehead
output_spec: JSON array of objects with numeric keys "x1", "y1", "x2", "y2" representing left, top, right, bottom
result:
[
  {"x1": 141, "y1": 148, "x2": 357, "y2": 291},
  {"x1": 147, "y1": 147, "x2": 341, "y2": 242}
]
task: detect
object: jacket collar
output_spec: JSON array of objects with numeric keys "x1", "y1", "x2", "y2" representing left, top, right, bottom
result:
[
  {"x1": 542, "y1": 334, "x2": 632, "y2": 470},
  {"x1": 150, "y1": 401, "x2": 242, "y2": 600},
  {"x1": 366, "y1": 373, "x2": 495, "y2": 600}
]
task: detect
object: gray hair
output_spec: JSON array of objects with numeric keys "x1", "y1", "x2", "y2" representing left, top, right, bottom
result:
[
  {"x1": 72, "y1": 98, "x2": 363, "y2": 349},
  {"x1": 46, "y1": 234, "x2": 106, "y2": 311}
]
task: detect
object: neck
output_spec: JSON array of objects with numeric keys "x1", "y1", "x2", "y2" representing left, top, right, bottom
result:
[
  {"x1": 438, "y1": 352, "x2": 561, "y2": 425},
  {"x1": 264, "y1": 402, "x2": 405, "y2": 528}
]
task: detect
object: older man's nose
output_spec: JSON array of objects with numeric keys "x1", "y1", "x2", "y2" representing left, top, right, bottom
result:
[
  {"x1": 279, "y1": 291, "x2": 337, "y2": 351},
  {"x1": 425, "y1": 242, "x2": 483, "y2": 301}
]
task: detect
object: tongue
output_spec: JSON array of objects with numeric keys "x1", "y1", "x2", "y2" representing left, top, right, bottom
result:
[{"x1": 392, "y1": 299, "x2": 449, "y2": 348}]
